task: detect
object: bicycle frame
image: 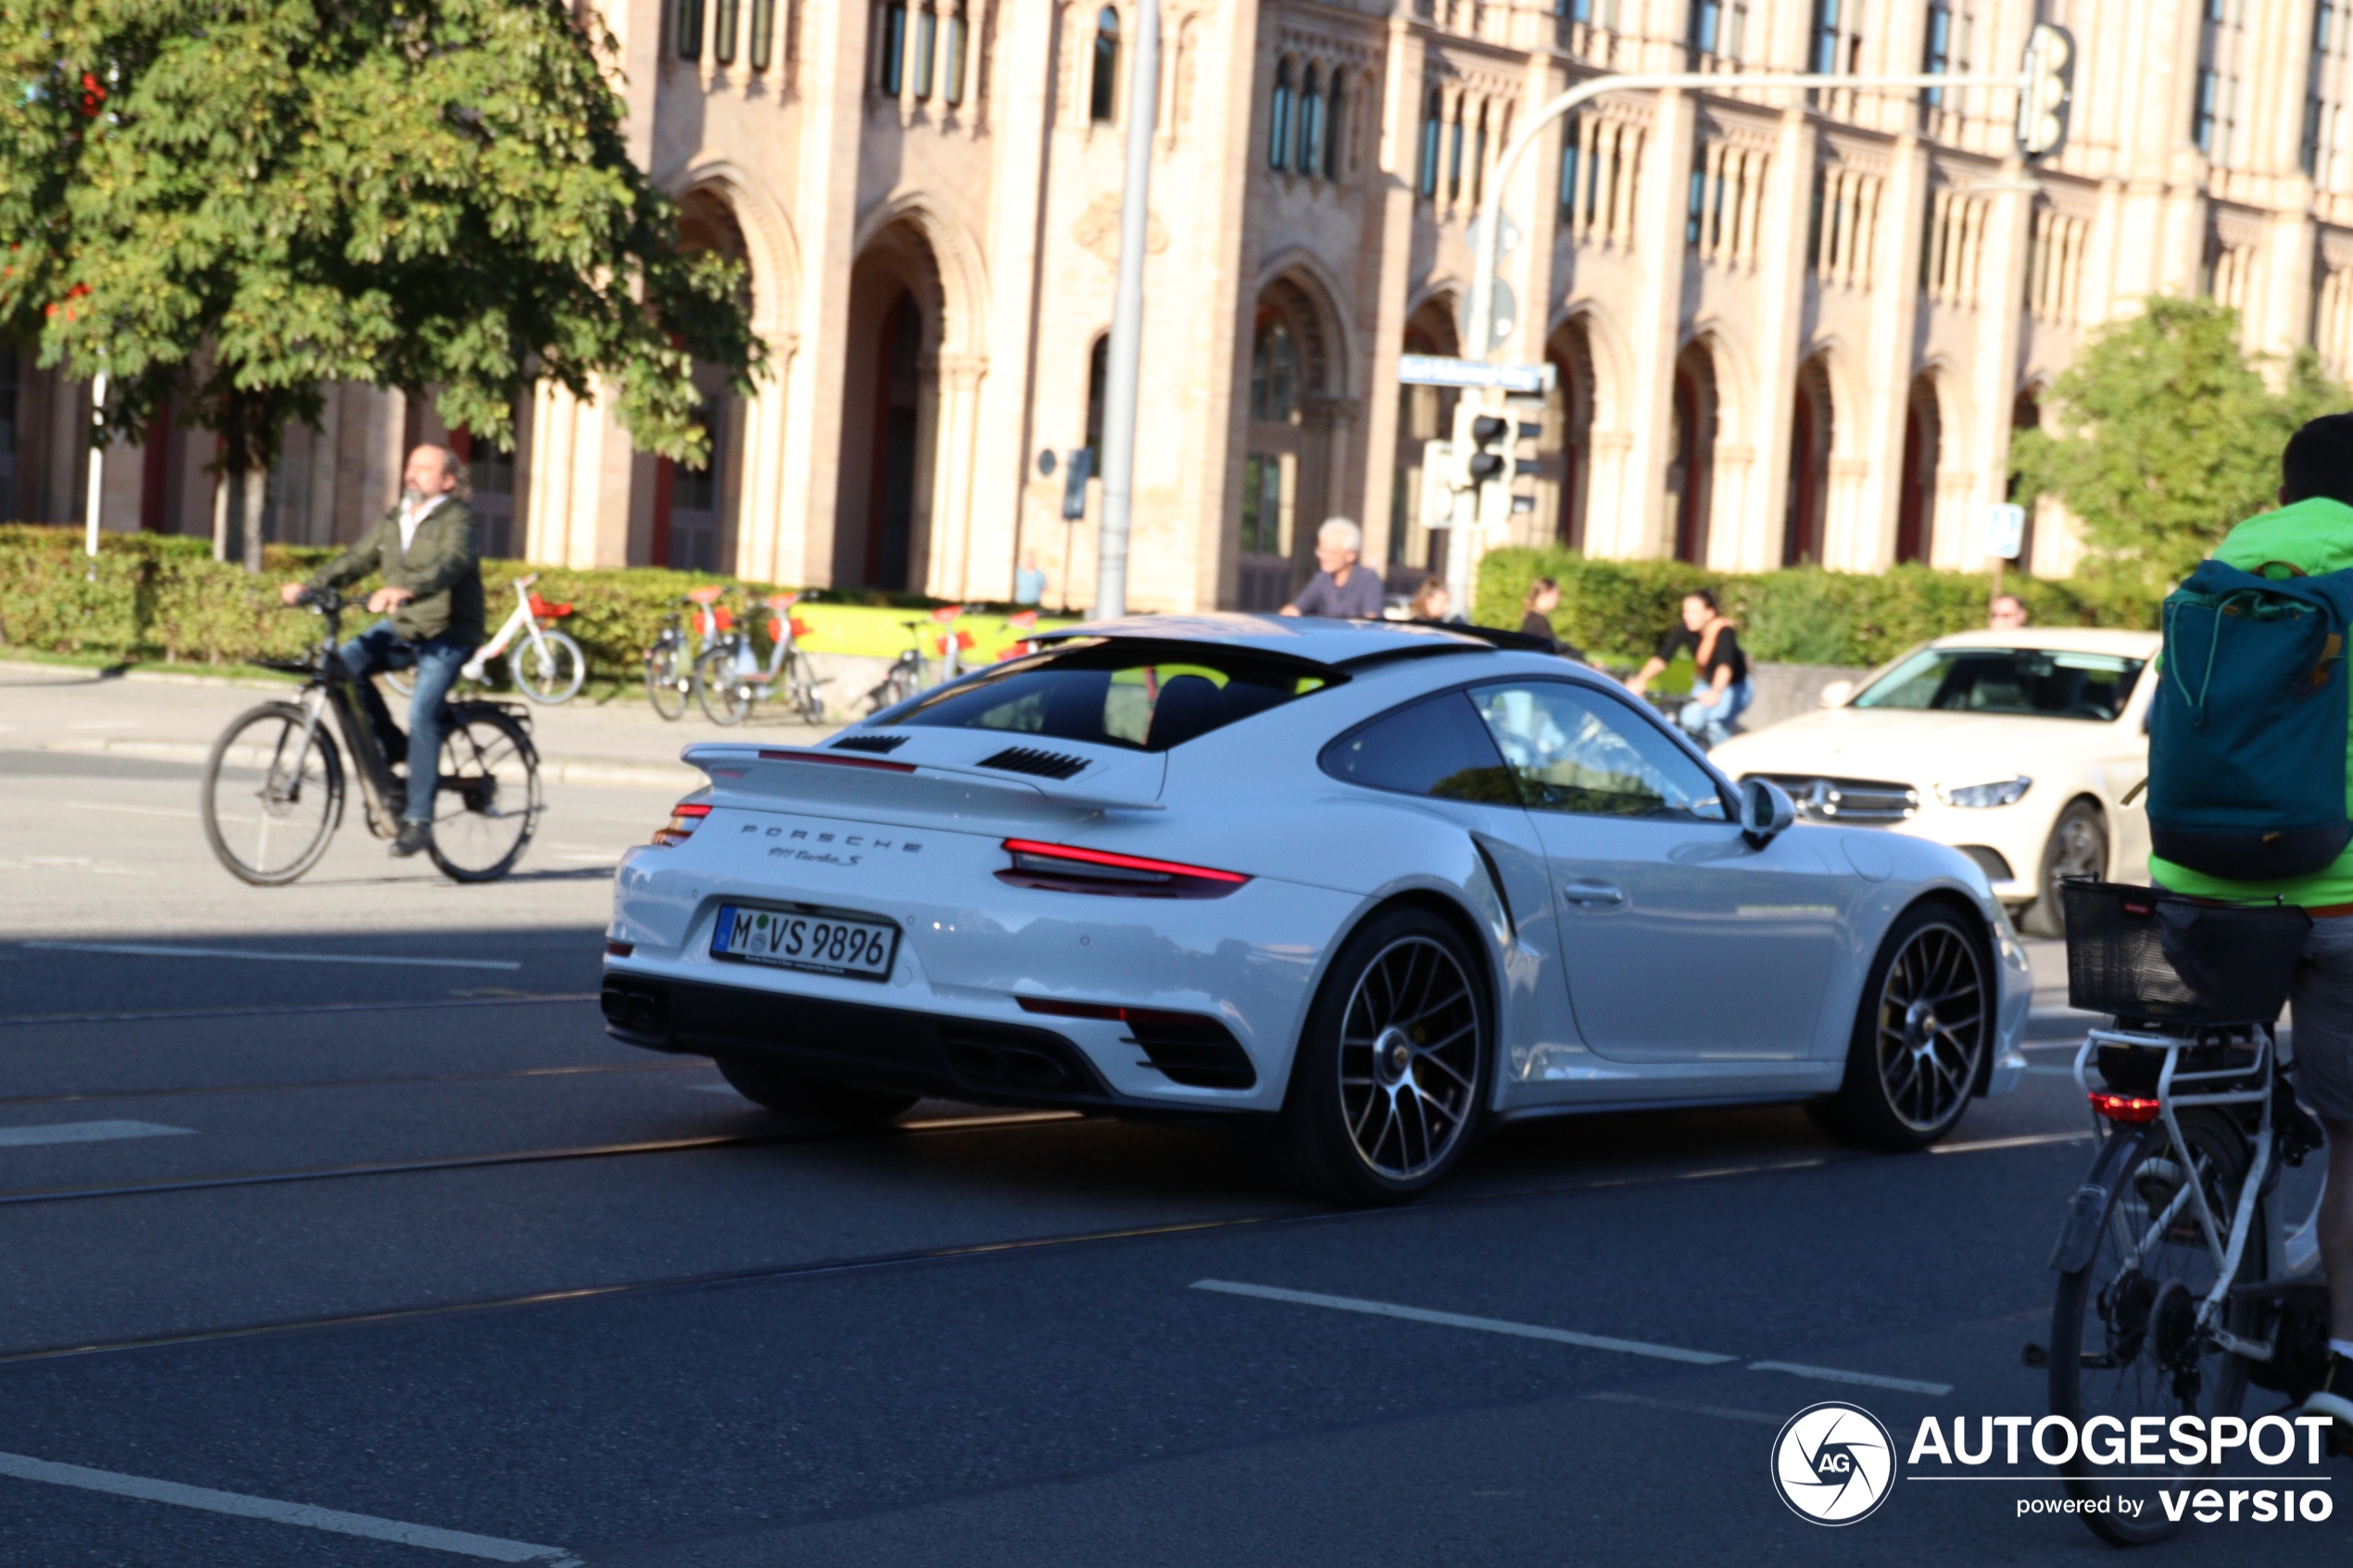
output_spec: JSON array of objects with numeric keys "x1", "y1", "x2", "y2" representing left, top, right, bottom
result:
[
  {"x1": 2070, "y1": 1024, "x2": 2326, "y2": 1363},
  {"x1": 283, "y1": 596, "x2": 404, "y2": 833},
  {"x1": 463, "y1": 575, "x2": 559, "y2": 682}
]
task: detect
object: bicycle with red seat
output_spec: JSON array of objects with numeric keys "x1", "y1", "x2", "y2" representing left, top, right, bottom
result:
[
  {"x1": 2041, "y1": 880, "x2": 2334, "y2": 1542},
  {"x1": 645, "y1": 584, "x2": 735, "y2": 720},
  {"x1": 385, "y1": 573, "x2": 585, "y2": 705},
  {"x1": 696, "y1": 593, "x2": 829, "y2": 726}
]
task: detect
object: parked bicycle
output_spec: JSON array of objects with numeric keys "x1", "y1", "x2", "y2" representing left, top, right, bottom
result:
[
  {"x1": 697, "y1": 593, "x2": 829, "y2": 726},
  {"x1": 645, "y1": 585, "x2": 735, "y2": 721},
  {"x1": 201, "y1": 587, "x2": 542, "y2": 885},
  {"x1": 864, "y1": 604, "x2": 966, "y2": 713},
  {"x1": 2038, "y1": 880, "x2": 2334, "y2": 1544},
  {"x1": 384, "y1": 574, "x2": 585, "y2": 705}
]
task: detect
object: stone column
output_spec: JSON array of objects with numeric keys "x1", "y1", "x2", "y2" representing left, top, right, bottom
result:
[
  {"x1": 925, "y1": 351, "x2": 988, "y2": 598},
  {"x1": 1745, "y1": 108, "x2": 1817, "y2": 572},
  {"x1": 1960, "y1": 158, "x2": 2035, "y2": 572},
  {"x1": 1354, "y1": 15, "x2": 1427, "y2": 578},
  {"x1": 734, "y1": 332, "x2": 799, "y2": 584},
  {"x1": 1846, "y1": 134, "x2": 1928, "y2": 571},
  {"x1": 1605, "y1": 86, "x2": 1695, "y2": 561}
]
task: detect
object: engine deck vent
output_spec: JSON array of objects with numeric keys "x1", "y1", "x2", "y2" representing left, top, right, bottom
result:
[
  {"x1": 831, "y1": 733, "x2": 909, "y2": 755},
  {"x1": 978, "y1": 746, "x2": 1089, "y2": 780}
]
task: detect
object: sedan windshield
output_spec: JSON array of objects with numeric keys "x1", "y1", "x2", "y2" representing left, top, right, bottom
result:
[
  {"x1": 1852, "y1": 647, "x2": 2144, "y2": 721},
  {"x1": 886, "y1": 638, "x2": 1333, "y2": 751}
]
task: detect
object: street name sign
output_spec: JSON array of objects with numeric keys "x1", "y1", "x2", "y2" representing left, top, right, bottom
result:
[{"x1": 1397, "y1": 356, "x2": 1555, "y2": 394}]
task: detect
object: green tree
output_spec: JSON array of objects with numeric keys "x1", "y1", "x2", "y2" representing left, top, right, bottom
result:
[
  {"x1": 2010, "y1": 295, "x2": 2345, "y2": 597},
  {"x1": 0, "y1": 0, "x2": 756, "y2": 571}
]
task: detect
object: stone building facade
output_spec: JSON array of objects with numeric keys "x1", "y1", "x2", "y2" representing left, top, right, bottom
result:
[{"x1": 25, "y1": 1, "x2": 2353, "y2": 607}]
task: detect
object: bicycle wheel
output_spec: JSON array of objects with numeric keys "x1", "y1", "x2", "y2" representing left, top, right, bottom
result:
[
  {"x1": 509, "y1": 631, "x2": 585, "y2": 705},
  {"x1": 696, "y1": 646, "x2": 752, "y2": 726},
  {"x1": 200, "y1": 701, "x2": 346, "y2": 886},
  {"x1": 425, "y1": 706, "x2": 541, "y2": 883},
  {"x1": 788, "y1": 653, "x2": 826, "y2": 725},
  {"x1": 646, "y1": 643, "x2": 690, "y2": 721},
  {"x1": 2050, "y1": 1109, "x2": 2262, "y2": 1544}
]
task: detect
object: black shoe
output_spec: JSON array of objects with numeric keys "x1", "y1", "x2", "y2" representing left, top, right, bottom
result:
[
  {"x1": 391, "y1": 821, "x2": 433, "y2": 859},
  {"x1": 2306, "y1": 1351, "x2": 2353, "y2": 1449}
]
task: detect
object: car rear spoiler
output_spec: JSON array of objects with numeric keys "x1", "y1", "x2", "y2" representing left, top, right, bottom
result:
[{"x1": 679, "y1": 743, "x2": 1165, "y2": 820}]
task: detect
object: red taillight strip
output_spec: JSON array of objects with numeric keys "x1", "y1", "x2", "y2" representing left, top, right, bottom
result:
[
  {"x1": 758, "y1": 748, "x2": 916, "y2": 773},
  {"x1": 2088, "y1": 1091, "x2": 2162, "y2": 1123},
  {"x1": 1001, "y1": 837, "x2": 1248, "y2": 884},
  {"x1": 673, "y1": 803, "x2": 712, "y2": 819}
]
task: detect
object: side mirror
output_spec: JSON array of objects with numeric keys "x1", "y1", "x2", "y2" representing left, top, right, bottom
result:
[
  {"x1": 1741, "y1": 778, "x2": 1797, "y2": 845},
  {"x1": 1818, "y1": 679, "x2": 1855, "y2": 709}
]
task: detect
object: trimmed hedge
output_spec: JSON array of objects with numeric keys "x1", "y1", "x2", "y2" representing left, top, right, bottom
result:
[
  {"x1": 0, "y1": 525, "x2": 1068, "y2": 675},
  {"x1": 1473, "y1": 546, "x2": 2161, "y2": 671}
]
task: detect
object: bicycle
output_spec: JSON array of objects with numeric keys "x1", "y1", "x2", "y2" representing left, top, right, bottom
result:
[
  {"x1": 383, "y1": 574, "x2": 585, "y2": 705},
  {"x1": 645, "y1": 585, "x2": 734, "y2": 721},
  {"x1": 2040, "y1": 880, "x2": 2334, "y2": 1544},
  {"x1": 696, "y1": 593, "x2": 830, "y2": 726},
  {"x1": 863, "y1": 605, "x2": 966, "y2": 714},
  {"x1": 200, "y1": 587, "x2": 542, "y2": 885}
]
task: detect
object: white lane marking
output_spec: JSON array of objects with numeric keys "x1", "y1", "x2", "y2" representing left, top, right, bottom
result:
[
  {"x1": 1747, "y1": 1361, "x2": 1953, "y2": 1396},
  {"x1": 1931, "y1": 1130, "x2": 2090, "y2": 1155},
  {"x1": 1198, "y1": 1282, "x2": 1950, "y2": 1395},
  {"x1": 1190, "y1": 1280, "x2": 1738, "y2": 1365},
  {"x1": 0, "y1": 1120, "x2": 194, "y2": 1148},
  {"x1": 1582, "y1": 1391, "x2": 1781, "y2": 1427},
  {"x1": 22, "y1": 942, "x2": 522, "y2": 972},
  {"x1": 0, "y1": 1449, "x2": 576, "y2": 1563}
]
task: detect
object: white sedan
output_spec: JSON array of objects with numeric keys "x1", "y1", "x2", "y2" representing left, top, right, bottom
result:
[
  {"x1": 1711, "y1": 628, "x2": 2158, "y2": 935},
  {"x1": 601, "y1": 616, "x2": 2029, "y2": 1202}
]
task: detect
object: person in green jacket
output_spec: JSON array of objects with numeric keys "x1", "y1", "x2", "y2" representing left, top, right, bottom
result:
[
  {"x1": 279, "y1": 445, "x2": 484, "y2": 858},
  {"x1": 2152, "y1": 413, "x2": 2353, "y2": 1439}
]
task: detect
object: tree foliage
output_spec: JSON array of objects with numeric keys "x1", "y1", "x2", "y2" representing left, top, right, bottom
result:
[
  {"x1": 2010, "y1": 295, "x2": 2345, "y2": 596},
  {"x1": 0, "y1": 0, "x2": 755, "y2": 479}
]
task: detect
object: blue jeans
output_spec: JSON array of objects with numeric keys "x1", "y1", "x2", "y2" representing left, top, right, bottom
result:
[
  {"x1": 339, "y1": 622, "x2": 470, "y2": 823},
  {"x1": 1678, "y1": 678, "x2": 1753, "y2": 750}
]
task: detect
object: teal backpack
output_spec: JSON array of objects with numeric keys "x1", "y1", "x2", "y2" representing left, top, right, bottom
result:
[{"x1": 2147, "y1": 558, "x2": 2353, "y2": 881}]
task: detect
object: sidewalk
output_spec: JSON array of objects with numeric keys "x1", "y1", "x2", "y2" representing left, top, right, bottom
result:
[{"x1": 1, "y1": 660, "x2": 845, "y2": 788}]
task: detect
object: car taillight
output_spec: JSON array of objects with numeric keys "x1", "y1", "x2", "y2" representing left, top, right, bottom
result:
[
  {"x1": 2089, "y1": 1091, "x2": 2162, "y2": 1123},
  {"x1": 652, "y1": 801, "x2": 711, "y2": 847},
  {"x1": 998, "y1": 838, "x2": 1248, "y2": 898}
]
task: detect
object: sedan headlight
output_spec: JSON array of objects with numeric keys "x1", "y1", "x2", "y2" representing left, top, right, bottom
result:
[{"x1": 1936, "y1": 776, "x2": 2032, "y2": 809}]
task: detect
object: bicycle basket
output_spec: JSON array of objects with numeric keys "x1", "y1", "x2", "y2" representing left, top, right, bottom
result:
[{"x1": 2061, "y1": 880, "x2": 2310, "y2": 1023}]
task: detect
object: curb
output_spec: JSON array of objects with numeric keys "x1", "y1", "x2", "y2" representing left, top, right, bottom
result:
[
  {"x1": 0, "y1": 659, "x2": 295, "y2": 692},
  {"x1": 41, "y1": 738, "x2": 700, "y2": 792}
]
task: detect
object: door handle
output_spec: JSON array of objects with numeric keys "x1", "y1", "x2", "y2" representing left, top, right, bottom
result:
[{"x1": 1560, "y1": 881, "x2": 1625, "y2": 906}]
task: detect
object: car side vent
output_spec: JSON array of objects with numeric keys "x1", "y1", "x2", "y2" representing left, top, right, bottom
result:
[
  {"x1": 978, "y1": 746, "x2": 1089, "y2": 780},
  {"x1": 831, "y1": 734, "x2": 909, "y2": 755}
]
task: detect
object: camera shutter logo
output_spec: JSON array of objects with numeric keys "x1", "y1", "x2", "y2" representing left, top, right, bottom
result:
[{"x1": 1770, "y1": 1401, "x2": 1896, "y2": 1524}]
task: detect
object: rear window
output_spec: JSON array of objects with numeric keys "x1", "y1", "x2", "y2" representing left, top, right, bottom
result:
[
  {"x1": 1852, "y1": 646, "x2": 2144, "y2": 721},
  {"x1": 886, "y1": 637, "x2": 1335, "y2": 752}
]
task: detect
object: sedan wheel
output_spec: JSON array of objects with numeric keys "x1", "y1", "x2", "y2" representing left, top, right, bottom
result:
[
  {"x1": 1808, "y1": 905, "x2": 1991, "y2": 1150},
  {"x1": 2020, "y1": 799, "x2": 2107, "y2": 937},
  {"x1": 1267, "y1": 908, "x2": 1488, "y2": 1204}
]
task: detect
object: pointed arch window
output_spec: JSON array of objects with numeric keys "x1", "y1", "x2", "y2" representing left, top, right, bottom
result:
[
  {"x1": 1324, "y1": 73, "x2": 1344, "y2": 180},
  {"x1": 713, "y1": 0, "x2": 739, "y2": 62},
  {"x1": 879, "y1": 0, "x2": 907, "y2": 92},
  {"x1": 943, "y1": 2, "x2": 967, "y2": 106},
  {"x1": 677, "y1": 0, "x2": 707, "y2": 60},
  {"x1": 1269, "y1": 60, "x2": 1294, "y2": 169},
  {"x1": 1470, "y1": 103, "x2": 1488, "y2": 207},
  {"x1": 1447, "y1": 96, "x2": 1466, "y2": 202},
  {"x1": 1251, "y1": 314, "x2": 1300, "y2": 423},
  {"x1": 749, "y1": 0, "x2": 775, "y2": 68},
  {"x1": 1417, "y1": 87, "x2": 1442, "y2": 197},
  {"x1": 1090, "y1": 7, "x2": 1120, "y2": 122},
  {"x1": 1298, "y1": 66, "x2": 1325, "y2": 175},
  {"x1": 912, "y1": 2, "x2": 936, "y2": 95}
]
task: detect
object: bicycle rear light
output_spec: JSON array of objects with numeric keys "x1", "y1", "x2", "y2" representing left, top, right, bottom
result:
[
  {"x1": 998, "y1": 838, "x2": 1248, "y2": 898},
  {"x1": 652, "y1": 801, "x2": 711, "y2": 847},
  {"x1": 2088, "y1": 1090, "x2": 2162, "y2": 1123}
]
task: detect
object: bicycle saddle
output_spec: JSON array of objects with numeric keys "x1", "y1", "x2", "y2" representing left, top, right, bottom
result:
[
  {"x1": 686, "y1": 585, "x2": 728, "y2": 605},
  {"x1": 766, "y1": 594, "x2": 801, "y2": 610}
]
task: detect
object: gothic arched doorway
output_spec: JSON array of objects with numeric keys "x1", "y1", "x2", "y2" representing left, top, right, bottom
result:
[
  {"x1": 1894, "y1": 374, "x2": 1942, "y2": 564},
  {"x1": 834, "y1": 222, "x2": 942, "y2": 590},
  {"x1": 1783, "y1": 355, "x2": 1833, "y2": 566},
  {"x1": 1667, "y1": 342, "x2": 1718, "y2": 565}
]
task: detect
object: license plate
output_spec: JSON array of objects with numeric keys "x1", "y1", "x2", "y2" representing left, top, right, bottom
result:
[{"x1": 711, "y1": 904, "x2": 900, "y2": 981}]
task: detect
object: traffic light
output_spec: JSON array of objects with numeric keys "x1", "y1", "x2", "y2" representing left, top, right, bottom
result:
[{"x1": 2016, "y1": 23, "x2": 2073, "y2": 161}]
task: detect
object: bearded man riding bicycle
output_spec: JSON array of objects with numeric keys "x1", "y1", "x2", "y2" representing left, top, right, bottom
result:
[{"x1": 279, "y1": 445, "x2": 484, "y2": 858}]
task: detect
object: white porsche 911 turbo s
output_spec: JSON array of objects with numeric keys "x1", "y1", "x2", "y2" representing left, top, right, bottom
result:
[{"x1": 601, "y1": 615, "x2": 2030, "y2": 1203}]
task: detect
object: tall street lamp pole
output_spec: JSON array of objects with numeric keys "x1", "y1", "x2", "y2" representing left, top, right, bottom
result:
[{"x1": 1092, "y1": 0, "x2": 1159, "y2": 620}]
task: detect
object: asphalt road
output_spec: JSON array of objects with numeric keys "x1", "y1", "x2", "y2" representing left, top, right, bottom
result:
[{"x1": 1, "y1": 670, "x2": 2345, "y2": 1566}]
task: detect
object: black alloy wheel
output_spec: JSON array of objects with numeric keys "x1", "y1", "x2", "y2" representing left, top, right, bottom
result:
[
  {"x1": 1808, "y1": 903, "x2": 1991, "y2": 1149},
  {"x1": 2020, "y1": 798, "x2": 2107, "y2": 937},
  {"x1": 1265, "y1": 906, "x2": 1490, "y2": 1205}
]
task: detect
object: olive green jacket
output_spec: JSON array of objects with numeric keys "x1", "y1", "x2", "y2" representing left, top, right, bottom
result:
[{"x1": 306, "y1": 498, "x2": 484, "y2": 646}]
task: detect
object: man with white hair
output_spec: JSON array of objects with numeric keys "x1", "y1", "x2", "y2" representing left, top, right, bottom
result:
[{"x1": 1278, "y1": 516, "x2": 1387, "y2": 619}]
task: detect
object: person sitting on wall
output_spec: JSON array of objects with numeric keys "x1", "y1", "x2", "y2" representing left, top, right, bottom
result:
[{"x1": 1628, "y1": 588, "x2": 1750, "y2": 749}]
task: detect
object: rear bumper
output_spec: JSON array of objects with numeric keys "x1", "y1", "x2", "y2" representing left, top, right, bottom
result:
[{"x1": 600, "y1": 971, "x2": 1262, "y2": 1122}]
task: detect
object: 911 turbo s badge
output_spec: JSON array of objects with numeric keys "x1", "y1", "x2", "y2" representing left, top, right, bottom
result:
[{"x1": 742, "y1": 822, "x2": 924, "y2": 861}]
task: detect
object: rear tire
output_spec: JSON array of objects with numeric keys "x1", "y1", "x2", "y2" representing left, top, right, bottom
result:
[
  {"x1": 696, "y1": 646, "x2": 752, "y2": 725},
  {"x1": 1809, "y1": 902, "x2": 1991, "y2": 1150},
  {"x1": 1264, "y1": 907, "x2": 1490, "y2": 1205},
  {"x1": 646, "y1": 643, "x2": 690, "y2": 721},
  {"x1": 713, "y1": 1057, "x2": 918, "y2": 1127},
  {"x1": 508, "y1": 631, "x2": 585, "y2": 705},
  {"x1": 2020, "y1": 799, "x2": 2107, "y2": 937},
  {"x1": 424, "y1": 706, "x2": 540, "y2": 883}
]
